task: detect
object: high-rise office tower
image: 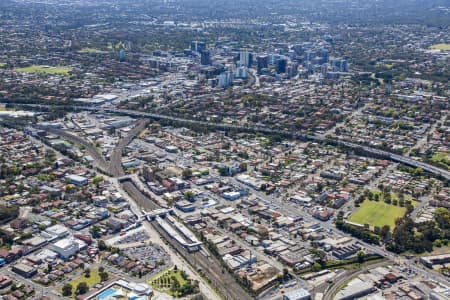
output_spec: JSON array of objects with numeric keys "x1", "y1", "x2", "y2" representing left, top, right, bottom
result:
[
  {"x1": 200, "y1": 50, "x2": 212, "y2": 65},
  {"x1": 319, "y1": 48, "x2": 329, "y2": 64},
  {"x1": 239, "y1": 51, "x2": 253, "y2": 68},
  {"x1": 304, "y1": 50, "x2": 314, "y2": 63},
  {"x1": 275, "y1": 57, "x2": 287, "y2": 74},
  {"x1": 256, "y1": 55, "x2": 268, "y2": 74},
  {"x1": 218, "y1": 71, "x2": 234, "y2": 88},
  {"x1": 191, "y1": 41, "x2": 206, "y2": 53}
]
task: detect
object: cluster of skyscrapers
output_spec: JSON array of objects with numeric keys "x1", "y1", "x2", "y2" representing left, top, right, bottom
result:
[{"x1": 188, "y1": 40, "x2": 350, "y2": 88}]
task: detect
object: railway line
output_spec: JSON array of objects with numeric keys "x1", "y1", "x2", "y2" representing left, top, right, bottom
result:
[
  {"x1": 32, "y1": 103, "x2": 449, "y2": 180},
  {"x1": 113, "y1": 124, "x2": 254, "y2": 300}
]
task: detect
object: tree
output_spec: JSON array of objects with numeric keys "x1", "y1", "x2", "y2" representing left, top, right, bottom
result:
[
  {"x1": 84, "y1": 268, "x2": 91, "y2": 278},
  {"x1": 311, "y1": 262, "x2": 322, "y2": 272},
  {"x1": 311, "y1": 248, "x2": 326, "y2": 266},
  {"x1": 434, "y1": 239, "x2": 442, "y2": 248},
  {"x1": 92, "y1": 176, "x2": 104, "y2": 185},
  {"x1": 0, "y1": 205, "x2": 19, "y2": 221},
  {"x1": 374, "y1": 226, "x2": 381, "y2": 235},
  {"x1": 185, "y1": 191, "x2": 195, "y2": 200},
  {"x1": 91, "y1": 225, "x2": 101, "y2": 237},
  {"x1": 381, "y1": 225, "x2": 391, "y2": 240},
  {"x1": 239, "y1": 163, "x2": 248, "y2": 172},
  {"x1": 179, "y1": 282, "x2": 195, "y2": 296},
  {"x1": 98, "y1": 240, "x2": 107, "y2": 251},
  {"x1": 413, "y1": 167, "x2": 423, "y2": 176},
  {"x1": 170, "y1": 277, "x2": 180, "y2": 292},
  {"x1": 182, "y1": 169, "x2": 192, "y2": 179},
  {"x1": 76, "y1": 282, "x2": 88, "y2": 295},
  {"x1": 219, "y1": 167, "x2": 228, "y2": 176},
  {"x1": 384, "y1": 193, "x2": 392, "y2": 204},
  {"x1": 357, "y1": 250, "x2": 365, "y2": 263},
  {"x1": 99, "y1": 271, "x2": 109, "y2": 282},
  {"x1": 282, "y1": 268, "x2": 290, "y2": 281},
  {"x1": 435, "y1": 208, "x2": 450, "y2": 229},
  {"x1": 62, "y1": 283, "x2": 72, "y2": 296},
  {"x1": 406, "y1": 204, "x2": 414, "y2": 214},
  {"x1": 259, "y1": 227, "x2": 269, "y2": 239}
]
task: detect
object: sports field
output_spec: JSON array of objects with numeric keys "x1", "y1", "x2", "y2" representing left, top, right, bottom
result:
[
  {"x1": 349, "y1": 200, "x2": 408, "y2": 229},
  {"x1": 429, "y1": 43, "x2": 450, "y2": 51},
  {"x1": 80, "y1": 47, "x2": 103, "y2": 53},
  {"x1": 15, "y1": 65, "x2": 71, "y2": 75}
]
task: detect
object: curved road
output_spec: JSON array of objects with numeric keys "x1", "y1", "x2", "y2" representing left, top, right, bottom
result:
[
  {"x1": 100, "y1": 120, "x2": 253, "y2": 300},
  {"x1": 85, "y1": 106, "x2": 450, "y2": 181},
  {"x1": 39, "y1": 126, "x2": 109, "y2": 172},
  {"x1": 25, "y1": 105, "x2": 450, "y2": 298},
  {"x1": 108, "y1": 119, "x2": 150, "y2": 177},
  {"x1": 25, "y1": 103, "x2": 450, "y2": 180},
  {"x1": 322, "y1": 261, "x2": 389, "y2": 300},
  {"x1": 38, "y1": 120, "x2": 254, "y2": 299}
]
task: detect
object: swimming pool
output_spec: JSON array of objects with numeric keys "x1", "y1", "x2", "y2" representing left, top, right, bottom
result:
[{"x1": 97, "y1": 287, "x2": 117, "y2": 300}]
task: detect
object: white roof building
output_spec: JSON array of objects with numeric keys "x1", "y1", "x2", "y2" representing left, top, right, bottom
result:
[
  {"x1": 43, "y1": 224, "x2": 70, "y2": 239},
  {"x1": 283, "y1": 288, "x2": 311, "y2": 300},
  {"x1": 51, "y1": 238, "x2": 79, "y2": 259}
]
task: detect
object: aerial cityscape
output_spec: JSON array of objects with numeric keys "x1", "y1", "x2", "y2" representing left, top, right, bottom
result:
[{"x1": 0, "y1": 0, "x2": 449, "y2": 299}]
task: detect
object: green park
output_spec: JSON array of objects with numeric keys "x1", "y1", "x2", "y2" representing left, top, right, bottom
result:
[
  {"x1": 15, "y1": 65, "x2": 72, "y2": 75},
  {"x1": 349, "y1": 192, "x2": 417, "y2": 230}
]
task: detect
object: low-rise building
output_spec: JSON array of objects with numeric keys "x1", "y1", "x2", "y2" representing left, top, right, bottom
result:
[
  {"x1": 51, "y1": 238, "x2": 79, "y2": 259},
  {"x1": 335, "y1": 278, "x2": 375, "y2": 300},
  {"x1": 67, "y1": 174, "x2": 88, "y2": 186},
  {"x1": 420, "y1": 253, "x2": 450, "y2": 268},
  {"x1": 283, "y1": 288, "x2": 311, "y2": 300},
  {"x1": 43, "y1": 224, "x2": 70, "y2": 238},
  {"x1": 12, "y1": 263, "x2": 37, "y2": 278}
]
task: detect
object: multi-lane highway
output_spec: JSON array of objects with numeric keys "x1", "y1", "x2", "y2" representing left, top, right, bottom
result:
[
  {"x1": 36, "y1": 104, "x2": 449, "y2": 180},
  {"x1": 25, "y1": 104, "x2": 450, "y2": 298},
  {"x1": 21, "y1": 103, "x2": 450, "y2": 180}
]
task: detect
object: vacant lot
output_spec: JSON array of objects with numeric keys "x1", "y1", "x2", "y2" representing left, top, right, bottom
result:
[
  {"x1": 15, "y1": 65, "x2": 71, "y2": 75},
  {"x1": 349, "y1": 200, "x2": 407, "y2": 229}
]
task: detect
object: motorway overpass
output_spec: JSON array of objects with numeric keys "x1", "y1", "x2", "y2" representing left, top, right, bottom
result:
[
  {"x1": 86, "y1": 106, "x2": 450, "y2": 181},
  {"x1": 18, "y1": 103, "x2": 450, "y2": 180}
]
